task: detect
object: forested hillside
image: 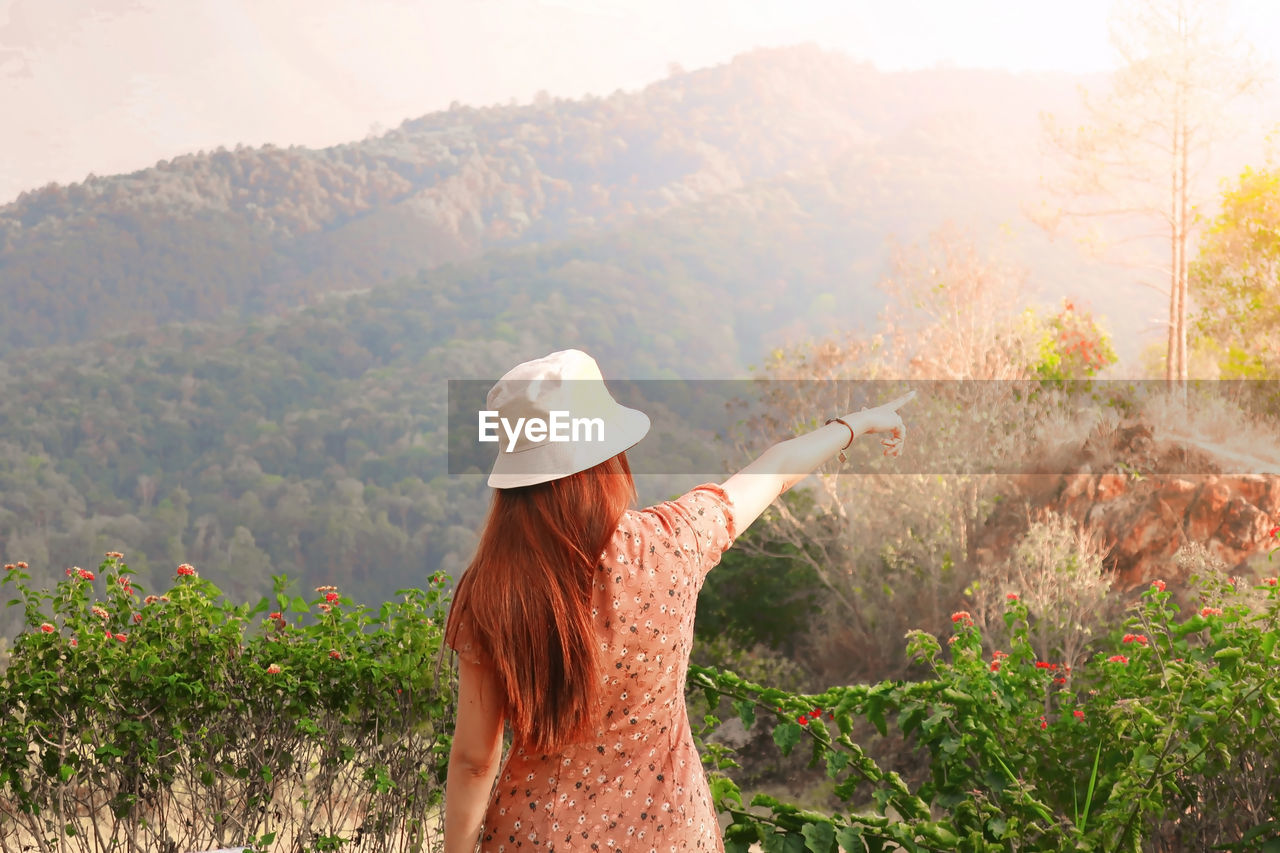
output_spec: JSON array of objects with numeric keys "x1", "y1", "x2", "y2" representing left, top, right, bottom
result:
[{"x1": 0, "y1": 47, "x2": 1101, "y2": 354}]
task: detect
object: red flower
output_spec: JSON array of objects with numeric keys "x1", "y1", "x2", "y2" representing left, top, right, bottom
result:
[
  {"x1": 1151, "y1": 579, "x2": 1166, "y2": 592},
  {"x1": 329, "y1": 649, "x2": 342, "y2": 660},
  {"x1": 1200, "y1": 607, "x2": 1223, "y2": 617},
  {"x1": 3, "y1": 564, "x2": 13, "y2": 571},
  {"x1": 132, "y1": 613, "x2": 142, "y2": 624},
  {"x1": 15, "y1": 561, "x2": 27, "y2": 569},
  {"x1": 325, "y1": 591, "x2": 340, "y2": 603},
  {"x1": 951, "y1": 611, "x2": 973, "y2": 626},
  {"x1": 1006, "y1": 593, "x2": 1019, "y2": 601},
  {"x1": 1038, "y1": 716, "x2": 1048, "y2": 730},
  {"x1": 114, "y1": 633, "x2": 127, "y2": 643},
  {"x1": 70, "y1": 638, "x2": 78, "y2": 648},
  {"x1": 78, "y1": 569, "x2": 95, "y2": 581},
  {"x1": 39, "y1": 622, "x2": 55, "y2": 634},
  {"x1": 144, "y1": 595, "x2": 160, "y2": 605},
  {"x1": 268, "y1": 612, "x2": 283, "y2": 620},
  {"x1": 1073, "y1": 709, "x2": 1085, "y2": 721},
  {"x1": 809, "y1": 708, "x2": 822, "y2": 718},
  {"x1": 1269, "y1": 525, "x2": 1279, "y2": 538},
  {"x1": 1053, "y1": 676, "x2": 1067, "y2": 685},
  {"x1": 990, "y1": 660, "x2": 1001, "y2": 672},
  {"x1": 266, "y1": 664, "x2": 281, "y2": 675},
  {"x1": 1107, "y1": 654, "x2": 1128, "y2": 664},
  {"x1": 1122, "y1": 634, "x2": 1148, "y2": 645},
  {"x1": 176, "y1": 564, "x2": 197, "y2": 577},
  {"x1": 797, "y1": 715, "x2": 809, "y2": 726},
  {"x1": 1265, "y1": 578, "x2": 1278, "y2": 587}
]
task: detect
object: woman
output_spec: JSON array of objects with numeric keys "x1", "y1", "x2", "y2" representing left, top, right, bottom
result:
[{"x1": 443, "y1": 349, "x2": 911, "y2": 852}]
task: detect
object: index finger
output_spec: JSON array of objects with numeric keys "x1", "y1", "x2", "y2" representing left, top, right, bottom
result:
[{"x1": 886, "y1": 390, "x2": 917, "y2": 410}]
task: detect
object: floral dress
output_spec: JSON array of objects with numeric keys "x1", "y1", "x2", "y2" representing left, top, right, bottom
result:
[{"x1": 455, "y1": 484, "x2": 737, "y2": 852}]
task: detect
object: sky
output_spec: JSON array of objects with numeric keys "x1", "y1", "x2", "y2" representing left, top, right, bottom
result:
[{"x1": 2, "y1": 0, "x2": 1278, "y2": 204}]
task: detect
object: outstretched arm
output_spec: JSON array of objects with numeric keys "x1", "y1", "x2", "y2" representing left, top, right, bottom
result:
[
  {"x1": 443, "y1": 654, "x2": 505, "y2": 853},
  {"x1": 720, "y1": 392, "x2": 914, "y2": 534}
]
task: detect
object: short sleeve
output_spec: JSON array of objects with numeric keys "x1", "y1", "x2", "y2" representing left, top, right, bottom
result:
[
  {"x1": 446, "y1": 613, "x2": 489, "y2": 667},
  {"x1": 635, "y1": 483, "x2": 738, "y2": 579}
]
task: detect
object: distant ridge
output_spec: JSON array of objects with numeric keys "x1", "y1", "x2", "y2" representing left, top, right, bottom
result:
[{"x1": 0, "y1": 45, "x2": 1094, "y2": 355}]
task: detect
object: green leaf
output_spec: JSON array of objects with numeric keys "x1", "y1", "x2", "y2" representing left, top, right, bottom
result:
[
  {"x1": 836, "y1": 826, "x2": 866, "y2": 852},
  {"x1": 762, "y1": 831, "x2": 808, "y2": 853},
  {"x1": 802, "y1": 821, "x2": 836, "y2": 852},
  {"x1": 733, "y1": 698, "x2": 756, "y2": 730},
  {"x1": 773, "y1": 721, "x2": 803, "y2": 756}
]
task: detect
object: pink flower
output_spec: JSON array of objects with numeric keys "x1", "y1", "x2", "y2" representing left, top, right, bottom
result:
[
  {"x1": 1107, "y1": 654, "x2": 1129, "y2": 664},
  {"x1": 266, "y1": 664, "x2": 281, "y2": 675},
  {"x1": 3, "y1": 564, "x2": 14, "y2": 571},
  {"x1": 1151, "y1": 579, "x2": 1166, "y2": 592},
  {"x1": 318, "y1": 603, "x2": 331, "y2": 614},
  {"x1": 92, "y1": 605, "x2": 109, "y2": 620},
  {"x1": 1200, "y1": 607, "x2": 1223, "y2": 617},
  {"x1": 325, "y1": 591, "x2": 339, "y2": 603},
  {"x1": 39, "y1": 623, "x2": 55, "y2": 634},
  {"x1": 176, "y1": 564, "x2": 197, "y2": 577},
  {"x1": 144, "y1": 595, "x2": 160, "y2": 605}
]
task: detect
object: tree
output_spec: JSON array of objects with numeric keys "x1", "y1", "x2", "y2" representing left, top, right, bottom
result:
[
  {"x1": 1190, "y1": 163, "x2": 1280, "y2": 376},
  {"x1": 1040, "y1": 0, "x2": 1264, "y2": 380}
]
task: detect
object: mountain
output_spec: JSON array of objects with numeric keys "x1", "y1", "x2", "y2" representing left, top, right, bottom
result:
[{"x1": 0, "y1": 47, "x2": 1112, "y2": 355}]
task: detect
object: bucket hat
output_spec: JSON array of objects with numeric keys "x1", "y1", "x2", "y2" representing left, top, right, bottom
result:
[{"x1": 483, "y1": 349, "x2": 650, "y2": 489}]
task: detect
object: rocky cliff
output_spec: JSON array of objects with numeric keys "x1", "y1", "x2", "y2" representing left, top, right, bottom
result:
[{"x1": 978, "y1": 420, "x2": 1280, "y2": 589}]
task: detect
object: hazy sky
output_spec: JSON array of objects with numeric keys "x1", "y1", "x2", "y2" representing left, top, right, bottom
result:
[{"x1": 2, "y1": 0, "x2": 1278, "y2": 204}]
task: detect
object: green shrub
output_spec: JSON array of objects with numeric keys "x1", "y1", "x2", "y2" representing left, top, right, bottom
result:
[
  {"x1": 693, "y1": 561, "x2": 1280, "y2": 851},
  {"x1": 0, "y1": 555, "x2": 453, "y2": 853}
]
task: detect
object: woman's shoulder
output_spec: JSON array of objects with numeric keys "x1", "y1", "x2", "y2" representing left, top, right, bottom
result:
[{"x1": 610, "y1": 483, "x2": 737, "y2": 565}]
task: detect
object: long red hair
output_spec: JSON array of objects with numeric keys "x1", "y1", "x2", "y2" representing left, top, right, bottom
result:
[{"x1": 446, "y1": 453, "x2": 635, "y2": 753}]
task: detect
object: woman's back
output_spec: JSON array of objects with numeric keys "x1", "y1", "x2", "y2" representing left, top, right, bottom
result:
[{"x1": 469, "y1": 485, "x2": 735, "y2": 852}]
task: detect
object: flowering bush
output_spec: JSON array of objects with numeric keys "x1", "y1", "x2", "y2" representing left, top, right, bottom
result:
[
  {"x1": 1, "y1": 555, "x2": 454, "y2": 853},
  {"x1": 692, "y1": 572, "x2": 1280, "y2": 851}
]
